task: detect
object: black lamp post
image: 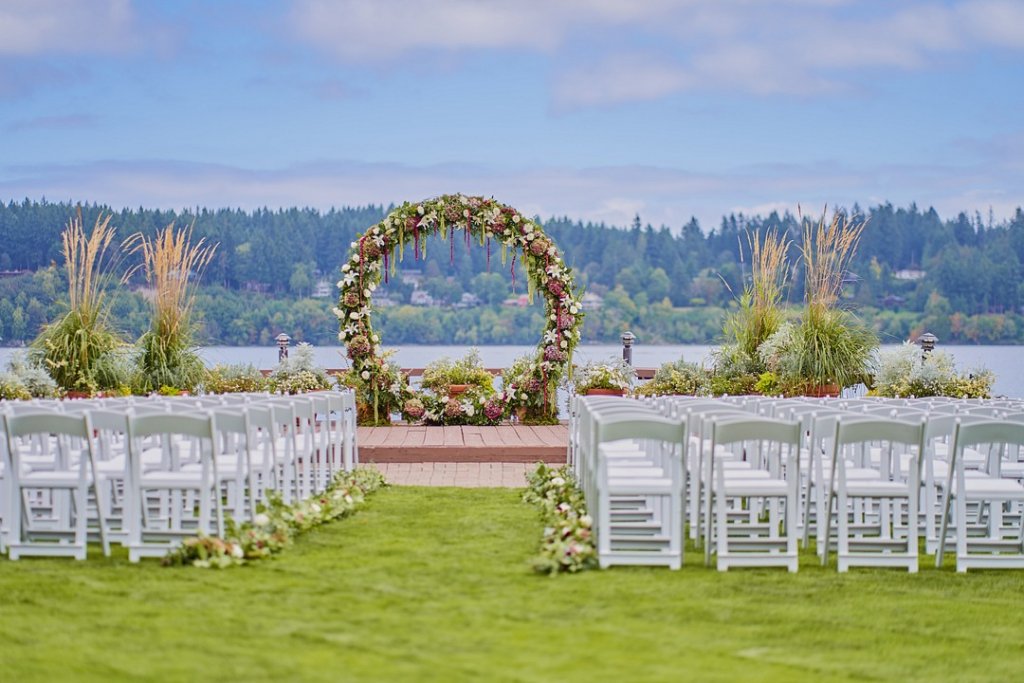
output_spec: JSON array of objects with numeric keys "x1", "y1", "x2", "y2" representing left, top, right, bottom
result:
[
  {"x1": 276, "y1": 333, "x2": 291, "y2": 362},
  {"x1": 621, "y1": 330, "x2": 636, "y2": 366},
  {"x1": 918, "y1": 332, "x2": 937, "y2": 360}
]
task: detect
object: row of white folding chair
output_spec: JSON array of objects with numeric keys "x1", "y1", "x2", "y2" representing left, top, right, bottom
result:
[
  {"x1": 1, "y1": 408, "x2": 223, "y2": 561},
  {"x1": 789, "y1": 406, "x2": 1020, "y2": 572},
  {"x1": 0, "y1": 389, "x2": 358, "y2": 560},
  {"x1": 613, "y1": 396, "x2": 804, "y2": 571},
  {"x1": 766, "y1": 403, "x2": 933, "y2": 569},
  {"x1": 575, "y1": 397, "x2": 686, "y2": 569}
]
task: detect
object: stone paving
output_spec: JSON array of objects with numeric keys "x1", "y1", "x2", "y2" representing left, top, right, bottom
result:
[{"x1": 364, "y1": 461, "x2": 533, "y2": 487}]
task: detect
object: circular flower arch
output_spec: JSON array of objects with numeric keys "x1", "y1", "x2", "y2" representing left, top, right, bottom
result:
[{"x1": 334, "y1": 194, "x2": 583, "y2": 414}]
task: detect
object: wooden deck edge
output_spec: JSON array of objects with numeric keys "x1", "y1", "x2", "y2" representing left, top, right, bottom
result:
[{"x1": 358, "y1": 445, "x2": 566, "y2": 464}]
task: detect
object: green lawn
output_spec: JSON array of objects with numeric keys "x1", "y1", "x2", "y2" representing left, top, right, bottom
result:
[{"x1": 1, "y1": 487, "x2": 1023, "y2": 682}]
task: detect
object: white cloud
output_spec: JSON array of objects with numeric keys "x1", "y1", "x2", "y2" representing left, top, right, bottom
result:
[
  {"x1": 960, "y1": 0, "x2": 1024, "y2": 49},
  {"x1": 287, "y1": 0, "x2": 1024, "y2": 107},
  {"x1": 0, "y1": 0, "x2": 139, "y2": 56},
  {"x1": 2, "y1": 156, "x2": 1019, "y2": 233}
]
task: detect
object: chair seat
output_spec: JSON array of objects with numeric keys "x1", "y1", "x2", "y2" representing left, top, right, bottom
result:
[
  {"x1": 844, "y1": 480, "x2": 911, "y2": 497},
  {"x1": 139, "y1": 471, "x2": 213, "y2": 489},
  {"x1": 19, "y1": 469, "x2": 85, "y2": 488},
  {"x1": 608, "y1": 466, "x2": 665, "y2": 478},
  {"x1": 607, "y1": 477, "x2": 674, "y2": 495},
  {"x1": 720, "y1": 478, "x2": 788, "y2": 497},
  {"x1": 953, "y1": 476, "x2": 1024, "y2": 499}
]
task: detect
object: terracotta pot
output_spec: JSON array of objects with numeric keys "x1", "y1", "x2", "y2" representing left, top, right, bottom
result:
[
  {"x1": 448, "y1": 384, "x2": 470, "y2": 397},
  {"x1": 585, "y1": 387, "x2": 625, "y2": 397},
  {"x1": 356, "y1": 402, "x2": 392, "y2": 425},
  {"x1": 802, "y1": 383, "x2": 842, "y2": 398}
]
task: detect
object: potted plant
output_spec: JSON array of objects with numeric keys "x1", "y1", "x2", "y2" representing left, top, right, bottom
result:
[
  {"x1": 31, "y1": 210, "x2": 127, "y2": 396},
  {"x1": 124, "y1": 222, "x2": 215, "y2": 394},
  {"x1": 751, "y1": 209, "x2": 878, "y2": 397},
  {"x1": 270, "y1": 343, "x2": 334, "y2": 395},
  {"x1": 501, "y1": 354, "x2": 557, "y2": 423},
  {"x1": 714, "y1": 227, "x2": 791, "y2": 392},
  {"x1": 872, "y1": 343, "x2": 994, "y2": 398},
  {"x1": 337, "y1": 349, "x2": 411, "y2": 425},
  {"x1": 203, "y1": 363, "x2": 269, "y2": 394},
  {"x1": 571, "y1": 357, "x2": 635, "y2": 396},
  {"x1": 421, "y1": 348, "x2": 495, "y2": 399},
  {"x1": 633, "y1": 357, "x2": 711, "y2": 397}
]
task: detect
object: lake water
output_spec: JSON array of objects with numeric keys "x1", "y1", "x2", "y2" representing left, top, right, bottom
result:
[{"x1": 3, "y1": 343, "x2": 1022, "y2": 397}]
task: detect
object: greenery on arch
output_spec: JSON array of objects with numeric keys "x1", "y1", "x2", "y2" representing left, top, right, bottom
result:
[{"x1": 334, "y1": 194, "x2": 584, "y2": 421}]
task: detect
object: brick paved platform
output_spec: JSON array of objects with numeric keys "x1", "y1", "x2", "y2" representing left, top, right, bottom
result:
[
  {"x1": 364, "y1": 462, "x2": 535, "y2": 487},
  {"x1": 356, "y1": 424, "x2": 567, "y2": 463}
]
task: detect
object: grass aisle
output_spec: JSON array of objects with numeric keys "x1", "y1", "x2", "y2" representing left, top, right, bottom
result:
[{"x1": 2, "y1": 487, "x2": 1024, "y2": 682}]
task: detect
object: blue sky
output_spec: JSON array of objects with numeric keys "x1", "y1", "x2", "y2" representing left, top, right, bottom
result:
[{"x1": 1, "y1": 0, "x2": 1022, "y2": 230}]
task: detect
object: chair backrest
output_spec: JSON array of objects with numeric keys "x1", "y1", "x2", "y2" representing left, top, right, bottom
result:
[
  {"x1": 4, "y1": 411, "x2": 91, "y2": 440},
  {"x1": 3, "y1": 411, "x2": 95, "y2": 474},
  {"x1": 834, "y1": 416, "x2": 926, "y2": 449},
  {"x1": 710, "y1": 415, "x2": 801, "y2": 449},
  {"x1": 129, "y1": 412, "x2": 215, "y2": 441},
  {"x1": 953, "y1": 420, "x2": 1024, "y2": 450},
  {"x1": 593, "y1": 412, "x2": 686, "y2": 448}
]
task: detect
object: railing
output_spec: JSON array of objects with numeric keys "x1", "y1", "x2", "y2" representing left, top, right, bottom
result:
[{"x1": 261, "y1": 367, "x2": 658, "y2": 380}]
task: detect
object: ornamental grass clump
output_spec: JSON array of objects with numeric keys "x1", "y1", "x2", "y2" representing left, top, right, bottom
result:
[
  {"x1": 753, "y1": 208, "x2": 878, "y2": 394},
  {"x1": 723, "y1": 227, "x2": 791, "y2": 364},
  {"x1": 125, "y1": 223, "x2": 215, "y2": 393},
  {"x1": 32, "y1": 210, "x2": 126, "y2": 394},
  {"x1": 715, "y1": 227, "x2": 791, "y2": 392},
  {"x1": 790, "y1": 208, "x2": 878, "y2": 390}
]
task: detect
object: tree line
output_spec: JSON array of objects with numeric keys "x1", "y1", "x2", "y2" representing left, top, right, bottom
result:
[{"x1": 1, "y1": 198, "x2": 1023, "y2": 347}]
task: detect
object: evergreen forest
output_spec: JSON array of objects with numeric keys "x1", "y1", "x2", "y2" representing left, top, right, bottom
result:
[{"x1": 2, "y1": 198, "x2": 1023, "y2": 348}]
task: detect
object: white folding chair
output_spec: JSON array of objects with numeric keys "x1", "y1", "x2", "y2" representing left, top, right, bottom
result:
[
  {"x1": 2, "y1": 411, "x2": 109, "y2": 559},
  {"x1": 125, "y1": 412, "x2": 224, "y2": 562},
  {"x1": 703, "y1": 415, "x2": 802, "y2": 572},
  {"x1": 936, "y1": 420, "x2": 1024, "y2": 572},
  {"x1": 822, "y1": 416, "x2": 926, "y2": 572}
]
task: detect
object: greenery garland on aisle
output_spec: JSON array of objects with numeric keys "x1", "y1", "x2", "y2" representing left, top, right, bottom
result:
[
  {"x1": 163, "y1": 468, "x2": 388, "y2": 569},
  {"x1": 335, "y1": 194, "x2": 584, "y2": 423},
  {"x1": 523, "y1": 463, "x2": 597, "y2": 575}
]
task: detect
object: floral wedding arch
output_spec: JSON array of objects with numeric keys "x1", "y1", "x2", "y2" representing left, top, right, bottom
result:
[{"x1": 334, "y1": 194, "x2": 583, "y2": 417}]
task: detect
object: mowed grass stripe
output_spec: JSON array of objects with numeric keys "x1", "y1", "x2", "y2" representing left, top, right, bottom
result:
[{"x1": 0, "y1": 487, "x2": 1022, "y2": 682}]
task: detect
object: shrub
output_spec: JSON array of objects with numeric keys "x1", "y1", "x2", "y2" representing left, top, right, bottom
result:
[
  {"x1": 269, "y1": 343, "x2": 332, "y2": 395},
  {"x1": 872, "y1": 343, "x2": 994, "y2": 398},
  {"x1": 570, "y1": 357, "x2": 635, "y2": 394},
  {"x1": 5, "y1": 352, "x2": 58, "y2": 398},
  {"x1": 634, "y1": 357, "x2": 710, "y2": 397},
  {"x1": 204, "y1": 364, "x2": 268, "y2": 394}
]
